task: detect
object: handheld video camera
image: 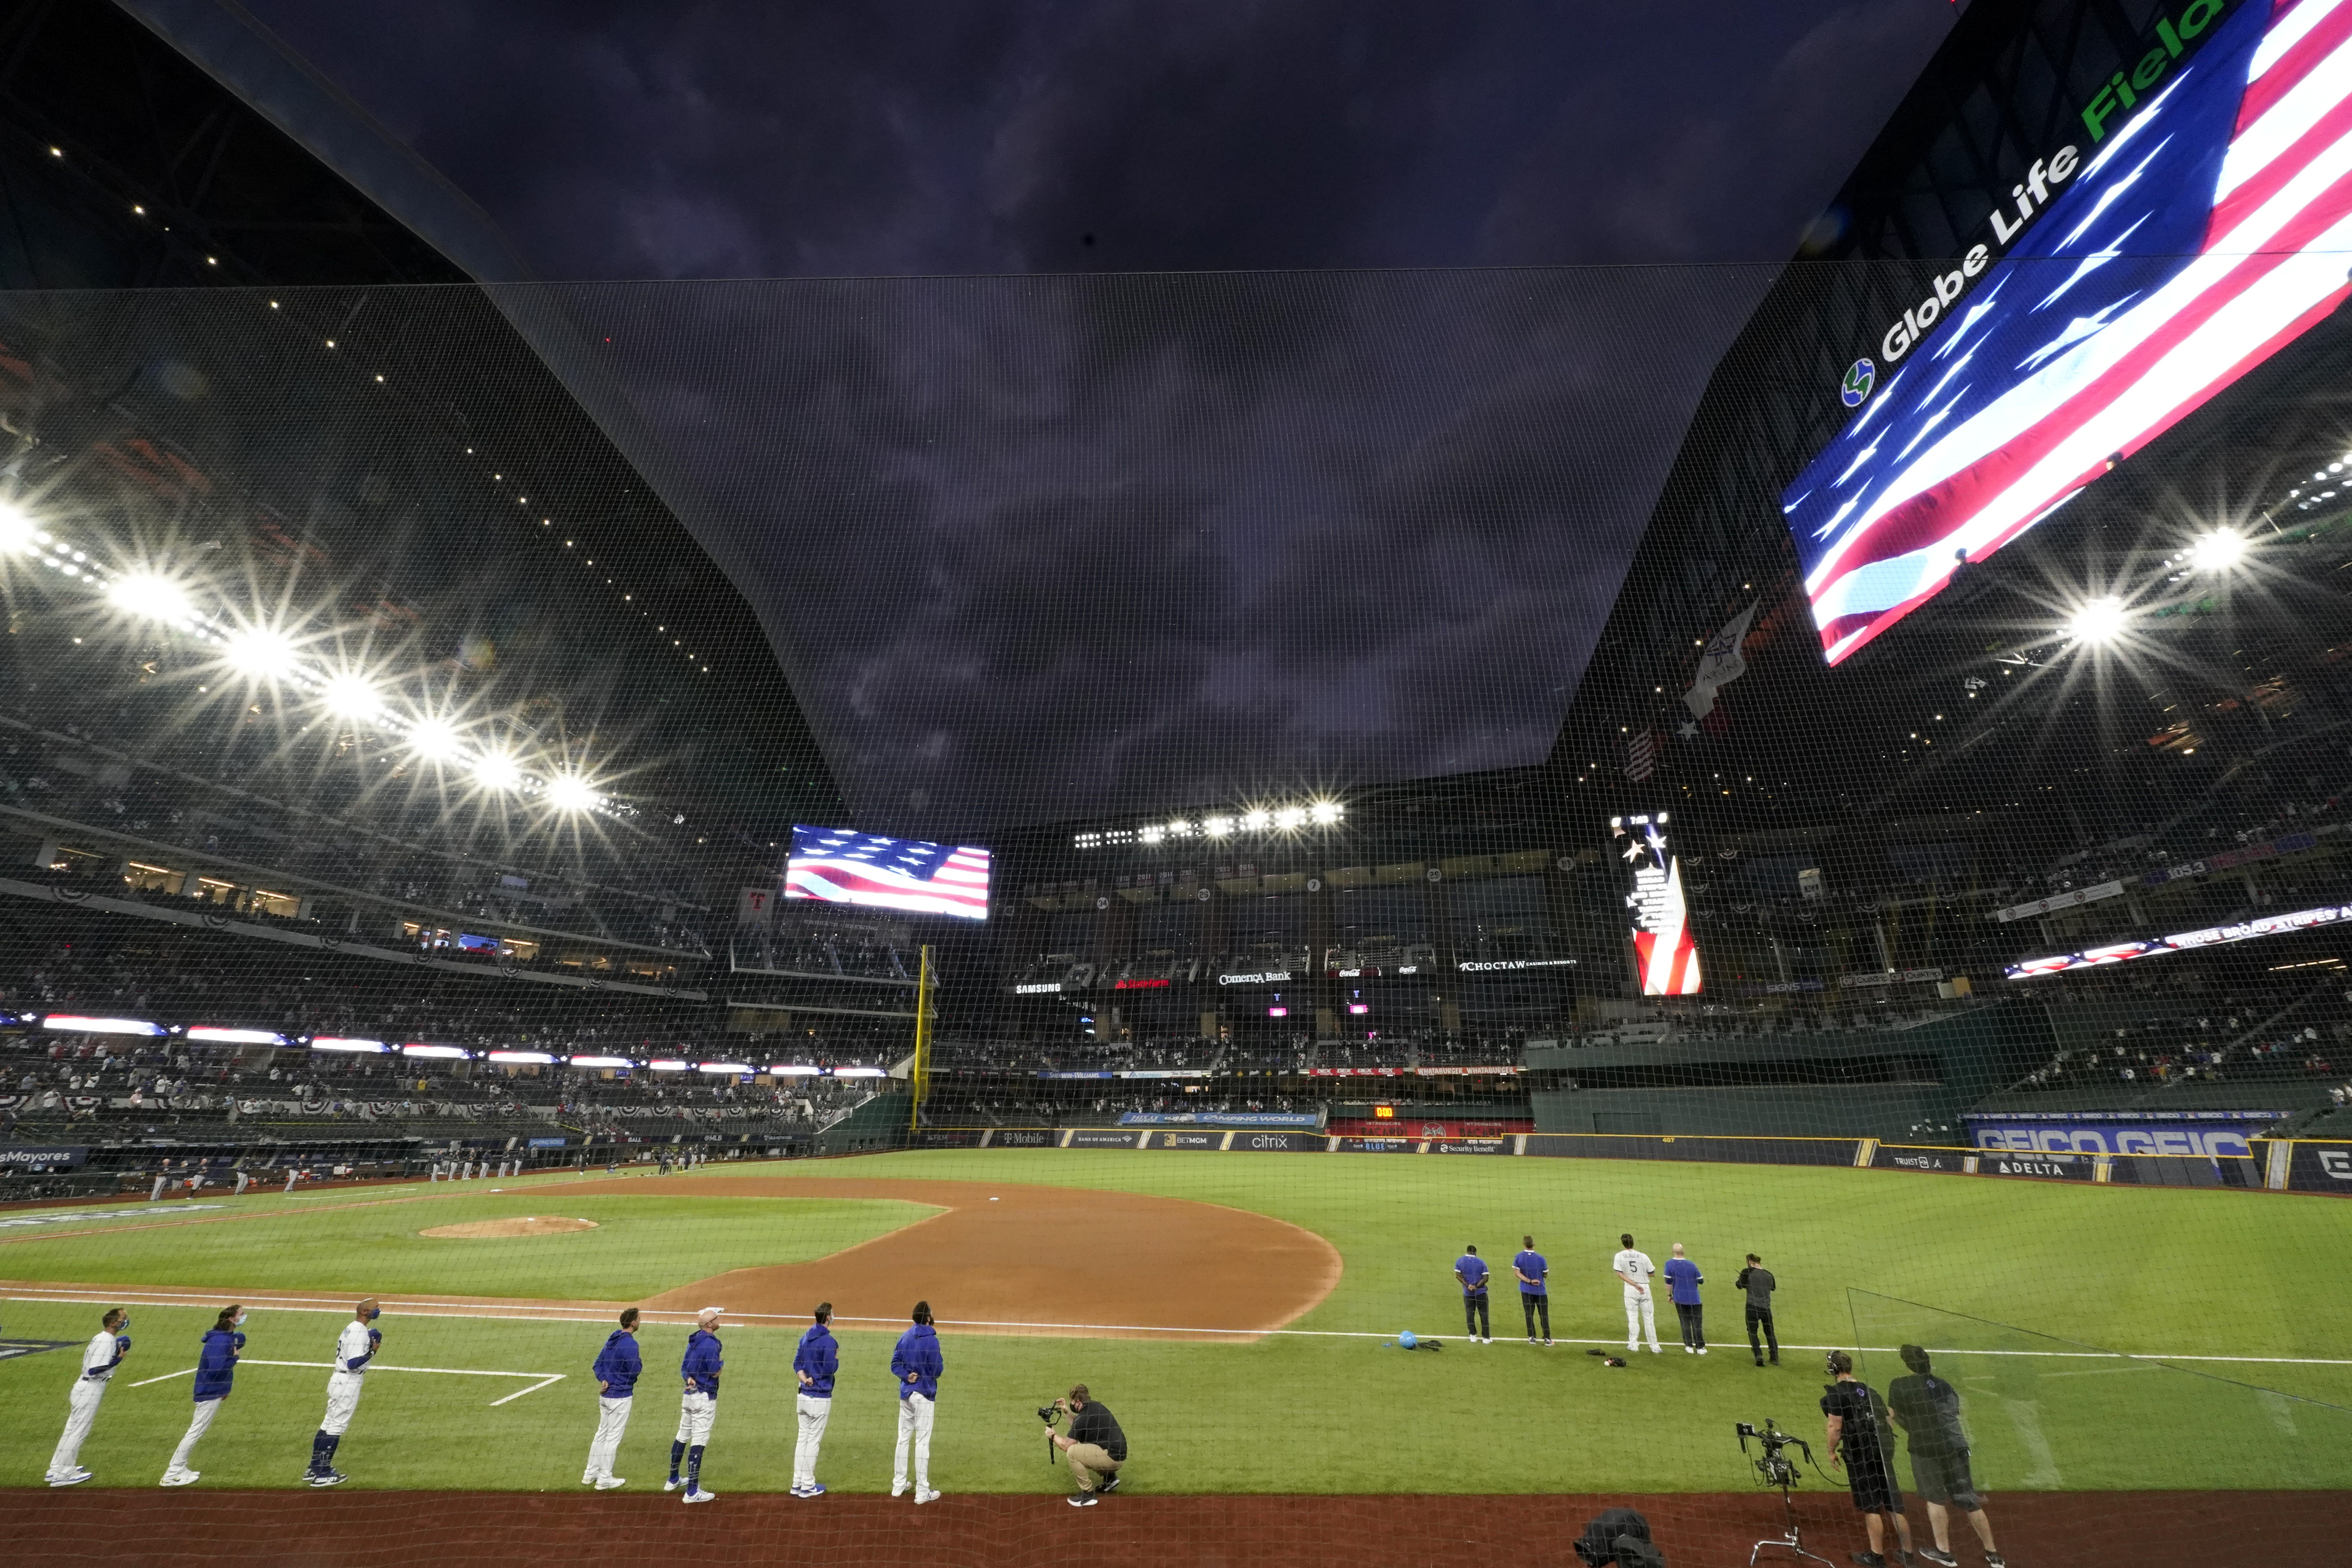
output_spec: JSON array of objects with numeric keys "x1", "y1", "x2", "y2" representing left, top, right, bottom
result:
[
  {"x1": 1736, "y1": 1418, "x2": 1815, "y2": 1491},
  {"x1": 1038, "y1": 1399, "x2": 1065, "y2": 1465}
]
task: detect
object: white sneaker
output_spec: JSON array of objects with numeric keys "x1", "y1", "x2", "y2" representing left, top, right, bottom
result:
[
  {"x1": 663, "y1": 1477, "x2": 685, "y2": 1492},
  {"x1": 46, "y1": 1472, "x2": 89, "y2": 1488},
  {"x1": 160, "y1": 1469, "x2": 199, "y2": 1487},
  {"x1": 1684, "y1": 1345, "x2": 1696, "y2": 1354},
  {"x1": 1697, "y1": 1347, "x2": 1709, "y2": 1355},
  {"x1": 581, "y1": 1473, "x2": 599, "y2": 1486},
  {"x1": 1648, "y1": 1344, "x2": 1663, "y2": 1353},
  {"x1": 891, "y1": 1480, "x2": 908, "y2": 1497},
  {"x1": 681, "y1": 1487, "x2": 716, "y2": 1504},
  {"x1": 595, "y1": 1477, "x2": 627, "y2": 1490},
  {"x1": 916, "y1": 1488, "x2": 941, "y2": 1504}
]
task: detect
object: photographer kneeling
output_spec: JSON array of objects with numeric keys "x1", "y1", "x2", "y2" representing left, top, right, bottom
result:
[{"x1": 1045, "y1": 1384, "x2": 1127, "y2": 1506}]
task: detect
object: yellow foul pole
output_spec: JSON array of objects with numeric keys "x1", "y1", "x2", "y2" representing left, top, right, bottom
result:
[{"x1": 909, "y1": 943, "x2": 933, "y2": 1136}]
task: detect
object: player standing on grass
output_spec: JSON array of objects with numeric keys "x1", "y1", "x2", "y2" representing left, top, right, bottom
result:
[
  {"x1": 1663, "y1": 1244, "x2": 1706, "y2": 1355},
  {"x1": 791, "y1": 1302, "x2": 838, "y2": 1497},
  {"x1": 44, "y1": 1306, "x2": 129, "y2": 1486},
  {"x1": 667, "y1": 1306, "x2": 723, "y2": 1503},
  {"x1": 1614, "y1": 1234, "x2": 1661, "y2": 1354},
  {"x1": 891, "y1": 1300, "x2": 943, "y2": 1503},
  {"x1": 303, "y1": 1298, "x2": 380, "y2": 1486},
  {"x1": 582, "y1": 1307, "x2": 641, "y2": 1490},
  {"x1": 1455, "y1": 1244, "x2": 1492, "y2": 1342},
  {"x1": 1512, "y1": 1236, "x2": 1551, "y2": 1344},
  {"x1": 161, "y1": 1304, "x2": 244, "y2": 1486}
]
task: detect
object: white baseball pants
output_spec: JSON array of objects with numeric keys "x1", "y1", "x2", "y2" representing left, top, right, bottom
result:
[
  {"x1": 47, "y1": 1376, "x2": 107, "y2": 1477},
  {"x1": 584, "y1": 1394, "x2": 632, "y2": 1480},
  {"x1": 320, "y1": 1371, "x2": 365, "y2": 1436},
  {"x1": 894, "y1": 1394, "x2": 935, "y2": 1491},
  {"x1": 1624, "y1": 1288, "x2": 1659, "y2": 1349},
  {"x1": 675, "y1": 1389, "x2": 717, "y2": 1447},
  {"x1": 167, "y1": 1397, "x2": 223, "y2": 1475},
  {"x1": 794, "y1": 1393, "x2": 832, "y2": 1488}
]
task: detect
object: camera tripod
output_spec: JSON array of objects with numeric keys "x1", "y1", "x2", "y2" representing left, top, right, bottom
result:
[
  {"x1": 1748, "y1": 1474, "x2": 1836, "y2": 1568},
  {"x1": 1738, "y1": 1421, "x2": 1835, "y2": 1568}
]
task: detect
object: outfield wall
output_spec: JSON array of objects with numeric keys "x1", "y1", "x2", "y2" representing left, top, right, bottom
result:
[{"x1": 913, "y1": 1124, "x2": 2352, "y2": 1194}]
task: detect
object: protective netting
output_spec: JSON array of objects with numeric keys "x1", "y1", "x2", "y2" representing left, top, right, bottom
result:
[{"x1": 0, "y1": 239, "x2": 2347, "y2": 1566}]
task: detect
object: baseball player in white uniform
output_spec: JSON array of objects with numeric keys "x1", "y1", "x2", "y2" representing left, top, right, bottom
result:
[
  {"x1": 45, "y1": 1307, "x2": 130, "y2": 1485},
  {"x1": 303, "y1": 1298, "x2": 382, "y2": 1486},
  {"x1": 1613, "y1": 1232, "x2": 1662, "y2": 1353}
]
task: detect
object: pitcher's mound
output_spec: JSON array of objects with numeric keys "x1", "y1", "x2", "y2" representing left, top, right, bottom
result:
[{"x1": 422, "y1": 1216, "x2": 600, "y2": 1239}]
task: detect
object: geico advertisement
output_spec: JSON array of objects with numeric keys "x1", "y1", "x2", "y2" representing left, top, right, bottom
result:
[{"x1": 1971, "y1": 1121, "x2": 2264, "y2": 1158}]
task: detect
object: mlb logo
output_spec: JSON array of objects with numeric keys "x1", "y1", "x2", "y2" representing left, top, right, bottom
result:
[{"x1": 1840, "y1": 357, "x2": 1875, "y2": 409}]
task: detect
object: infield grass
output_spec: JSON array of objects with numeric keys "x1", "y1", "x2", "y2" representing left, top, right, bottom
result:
[{"x1": 0, "y1": 1149, "x2": 2346, "y2": 1496}]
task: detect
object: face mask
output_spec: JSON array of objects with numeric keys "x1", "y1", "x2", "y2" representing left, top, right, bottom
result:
[
  {"x1": 233, "y1": 1313, "x2": 247, "y2": 1328},
  {"x1": 116, "y1": 1317, "x2": 130, "y2": 1334}
]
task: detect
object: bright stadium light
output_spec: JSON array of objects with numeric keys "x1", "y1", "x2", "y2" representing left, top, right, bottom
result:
[
  {"x1": 321, "y1": 673, "x2": 381, "y2": 720},
  {"x1": 2065, "y1": 597, "x2": 2128, "y2": 644},
  {"x1": 222, "y1": 627, "x2": 296, "y2": 678},
  {"x1": 1310, "y1": 800, "x2": 1344, "y2": 825},
  {"x1": 546, "y1": 772, "x2": 600, "y2": 811},
  {"x1": 2188, "y1": 528, "x2": 2248, "y2": 571},
  {"x1": 1241, "y1": 809, "x2": 1272, "y2": 833},
  {"x1": 1204, "y1": 815, "x2": 1233, "y2": 837},
  {"x1": 471, "y1": 750, "x2": 522, "y2": 791},
  {"x1": 0, "y1": 503, "x2": 34, "y2": 553},
  {"x1": 106, "y1": 573, "x2": 194, "y2": 622},
  {"x1": 1273, "y1": 805, "x2": 1306, "y2": 831},
  {"x1": 406, "y1": 717, "x2": 465, "y2": 761}
]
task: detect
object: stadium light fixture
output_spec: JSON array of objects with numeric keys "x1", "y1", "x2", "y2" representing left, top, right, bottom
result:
[
  {"x1": 471, "y1": 750, "x2": 523, "y2": 791},
  {"x1": 546, "y1": 772, "x2": 600, "y2": 812},
  {"x1": 566, "y1": 1055, "x2": 635, "y2": 1069},
  {"x1": 2064, "y1": 597, "x2": 2128, "y2": 644},
  {"x1": 406, "y1": 717, "x2": 466, "y2": 761},
  {"x1": 1241, "y1": 809, "x2": 1272, "y2": 832},
  {"x1": 2188, "y1": 528, "x2": 2248, "y2": 571},
  {"x1": 309, "y1": 1036, "x2": 389, "y2": 1053},
  {"x1": 1273, "y1": 806, "x2": 1306, "y2": 831},
  {"x1": 1204, "y1": 815, "x2": 1233, "y2": 837},
  {"x1": 221, "y1": 627, "x2": 296, "y2": 679},
  {"x1": 42, "y1": 1014, "x2": 165, "y2": 1036},
  {"x1": 0, "y1": 502, "x2": 35, "y2": 553},
  {"x1": 400, "y1": 1043, "x2": 471, "y2": 1059},
  {"x1": 1310, "y1": 800, "x2": 1344, "y2": 825},
  {"x1": 321, "y1": 673, "x2": 381, "y2": 721},
  {"x1": 106, "y1": 572, "x2": 194, "y2": 623}
]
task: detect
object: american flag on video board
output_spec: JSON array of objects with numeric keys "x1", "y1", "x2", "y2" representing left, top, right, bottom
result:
[
  {"x1": 785, "y1": 827, "x2": 991, "y2": 920},
  {"x1": 1783, "y1": 0, "x2": 2352, "y2": 664}
]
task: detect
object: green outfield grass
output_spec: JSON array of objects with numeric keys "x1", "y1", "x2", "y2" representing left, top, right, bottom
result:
[{"x1": 0, "y1": 1149, "x2": 2346, "y2": 1496}]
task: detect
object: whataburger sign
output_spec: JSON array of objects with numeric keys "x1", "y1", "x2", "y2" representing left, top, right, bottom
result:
[{"x1": 1861, "y1": 0, "x2": 2234, "y2": 377}]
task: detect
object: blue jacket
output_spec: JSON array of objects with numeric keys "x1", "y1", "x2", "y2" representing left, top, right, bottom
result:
[
  {"x1": 891, "y1": 1322, "x2": 941, "y2": 1400},
  {"x1": 592, "y1": 1330, "x2": 642, "y2": 1398},
  {"x1": 192, "y1": 1329, "x2": 242, "y2": 1401},
  {"x1": 1663, "y1": 1258, "x2": 1704, "y2": 1306},
  {"x1": 680, "y1": 1329, "x2": 723, "y2": 1396},
  {"x1": 794, "y1": 1324, "x2": 838, "y2": 1398}
]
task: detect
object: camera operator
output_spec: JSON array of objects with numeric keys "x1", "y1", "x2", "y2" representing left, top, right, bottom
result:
[
  {"x1": 1887, "y1": 1346, "x2": 2004, "y2": 1568},
  {"x1": 1820, "y1": 1350, "x2": 1915, "y2": 1568},
  {"x1": 1045, "y1": 1384, "x2": 1126, "y2": 1507}
]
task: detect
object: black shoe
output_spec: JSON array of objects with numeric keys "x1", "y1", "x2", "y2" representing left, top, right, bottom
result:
[
  {"x1": 1097, "y1": 1474, "x2": 1121, "y2": 1494},
  {"x1": 1067, "y1": 1494, "x2": 1098, "y2": 1508},
  {"x1": 1754, "y1": 1358, "x2": 1765, "y2": 1366},
  {"x1": 1848, "y1": 1554, "x2": 1885, "y2": 1568},
  {"x1": 1915, "y1": 1550, "x2": 1958, "y2": 1568}
]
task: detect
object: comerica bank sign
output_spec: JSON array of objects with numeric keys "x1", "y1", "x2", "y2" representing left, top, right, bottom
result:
[{"x1": 1850, "y1": 0, "x2": 2234, "y2": 387}]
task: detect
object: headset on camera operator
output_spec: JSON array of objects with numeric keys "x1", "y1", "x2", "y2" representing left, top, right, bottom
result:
[
  {"x1": 1820, "y1": 1350, "x2": 1916, "y2": 1568},
  {"x1": 1040, "y1": 1384, "x2": 1126, "y2": 1507}
]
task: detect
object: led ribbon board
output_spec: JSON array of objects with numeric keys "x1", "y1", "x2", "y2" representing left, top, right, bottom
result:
[
  {"x1": 2006, "y1": 898, "x2": 2352, "y2": 977},
  {"x1": 1782, "y1": 0, "x2": 2352, "y2": 663},
  {"x1": 1614, "y1": 813, "x2": 1702, "y2": 995},
  {"x1": 784, "y1": 826, "x2": 991, "y2": 920}
]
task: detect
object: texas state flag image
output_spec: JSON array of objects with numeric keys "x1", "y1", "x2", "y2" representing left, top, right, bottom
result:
[{"x1": 1784, "y1": 0, "x2": 2352, "y2": 663}]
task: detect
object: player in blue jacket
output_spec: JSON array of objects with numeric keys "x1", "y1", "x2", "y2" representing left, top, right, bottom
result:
[
  {"x1": 1455, "y1": 1244, "x2": 1492, "y2": 1342},
  {"x1": 791, "y1": 1302, "x2": 839, "y2": 1497},
  {"x1": 582, "y1": 1307, "x2": 641, "y2": 1489},
  {"x1": 890, "y1": 1301, "x2": 943, "y2": 1503},
  {"x1": 667, "y1": 1306, "x2": 723, "y2": 1503},
  {"x1": 161, "y1": 1304, "x2": 245, "y2": 1486},
  {"x1": 1664, "y1": 1243, "x2": 1707, "y2": 1354}
]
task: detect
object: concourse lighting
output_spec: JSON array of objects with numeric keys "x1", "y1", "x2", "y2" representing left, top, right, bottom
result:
[
  {"x1": 566, "y1": 1055, "x2": 636, "y2": 1069},
  {"x1": 310, "y1": 1036, "x2": 389, "y2": 1053},
  {"x1": 0, "y1": 502, "x2": 34, "y2": 553},
  {"x1": 406, "y1": 717, "x2": 466, "y2": 761},
  {"x1": 766, "y1": 1064, "x2": 822, "y2": 1076},
  {"x1": 106, "y1": 573, "x2": 194, "y2": 622},
  {"x1": 186, "y1": 1026, "x2": 286, "y2": 1045},
  {"x1": 401, "y1": 1043, "x2": 471, "y2": 1059},
  {"x1": 545, "y1": 772, "x2": 600, "y2": 811},
  {"x1": 2064, "y1": 597, "x2": 2127, "y2": 644},
  {"x1": 321, "y1": 674, "x2": 382, "y2": 721},
  {"x1": 2188, "y1": 528, "x2": 2248, "y2": 571},
  {"x1": 488, "y1": 1050, "x2": 555, "y2": 1065},
  {"x1": 646, "y1": 1059, "x2": 691, "y2": 1072},
  {"x1": 832, "y1": 1066, "x2": 886, "y2": 1078},
  {"x1": 471, "y1": 751, "x2": 523, "y2": 791},
  {"x1": 1310, "y1": 800, "x2": 1344, "y2": 825},
  {"x1": 42, "y1": 1014, "x2": 164, "y2": 1036},
  {"x1": 698, "y1": 1061, "x2": 753, "y2": 1074},
  {"x1": 222, "y1": 627, "x2": 296, "y2": 678}
]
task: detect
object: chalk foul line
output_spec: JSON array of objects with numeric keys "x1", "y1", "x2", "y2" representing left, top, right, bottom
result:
[{"x1": 123, "y1": 1359, "x2": 565, "y2": 1406}]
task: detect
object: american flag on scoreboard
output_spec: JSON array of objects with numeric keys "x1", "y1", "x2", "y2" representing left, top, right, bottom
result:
[
  {"x1": 1625, "y1": 727, "x2": 1658, "y2": 781},
  {"x1": 785, "y1": 827, "x2": 991, "y2": 920},
  {"x1": 1784, "y1": 0, "x2": 2352, "y2": 664}
]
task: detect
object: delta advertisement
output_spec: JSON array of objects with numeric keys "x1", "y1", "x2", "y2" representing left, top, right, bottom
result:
[{"x1": 1966, "y1": 1109, "x2": 2285, "y2": 1158}]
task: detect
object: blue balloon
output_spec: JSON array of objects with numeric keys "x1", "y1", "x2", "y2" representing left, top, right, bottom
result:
[{"x1": 1397, "y1": 1330, "x2": 1418, "y2": 1350}]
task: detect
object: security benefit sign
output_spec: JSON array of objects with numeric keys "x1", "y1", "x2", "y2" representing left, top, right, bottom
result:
[{"x1": 1612, "y1": 813, "x2": 1702, "y2": 995}]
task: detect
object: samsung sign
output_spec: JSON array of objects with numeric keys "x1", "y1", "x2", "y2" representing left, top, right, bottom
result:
[{"x1": 1967, "y1": 1111, "x2": 2281, "y2": 1159}]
